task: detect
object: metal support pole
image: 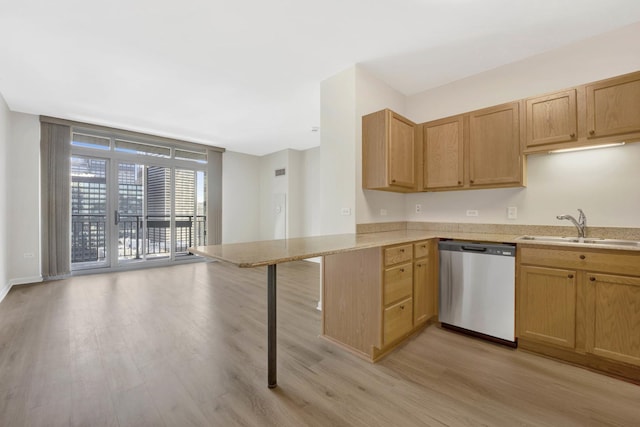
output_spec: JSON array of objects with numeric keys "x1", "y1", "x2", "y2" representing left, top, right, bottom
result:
[{"x1": 267, "y1": 264, "x2": 277, "y2": 388}]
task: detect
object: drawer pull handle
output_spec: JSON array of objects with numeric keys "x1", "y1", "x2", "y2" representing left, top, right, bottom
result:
[
  {"x1": 589, "y1": 130, "x2": 595, "y2": 135},
  {"x1": 400, "y1": 305, "x2": 405, "y2": 310},
  {"x1": 400, "y1": 249, "x2": 405, "y2": 253},
  {"x1": 568, "y1": 274, "x2": 574, "y2": 279},
  {"x1": 590, "y1": 276, "x2": 596, "y2": 282},
  {"x1": 569, "y1": 132, "x2": 576, "y2": 138},
  {"x1": 400, "y1": 268, "x2": 405, "y2": 272},
  {"x1": 416, "y1": 264, "x2": 422, "y2": 268},
  {"x1": 579, "y1": 255, "x2": 586, "y2": 260}
]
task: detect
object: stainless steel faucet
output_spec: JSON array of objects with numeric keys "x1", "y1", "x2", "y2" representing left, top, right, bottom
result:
[{"x1": 557, "y1": 209, "x2": 587, "y2": 238}]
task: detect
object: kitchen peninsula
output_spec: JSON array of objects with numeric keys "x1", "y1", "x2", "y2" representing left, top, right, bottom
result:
[{"x1": 191, "y1": 223, "x2": 640, "y2": 388}]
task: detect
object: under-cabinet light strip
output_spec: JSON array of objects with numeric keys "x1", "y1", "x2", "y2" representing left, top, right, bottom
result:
[{"x1": 549, "y1": 142, "x2": 626, "y2": 154}]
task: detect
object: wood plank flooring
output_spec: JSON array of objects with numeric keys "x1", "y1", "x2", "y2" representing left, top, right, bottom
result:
[{"x1": 1, "y1": 260, "x2": 640, "y2": 426}]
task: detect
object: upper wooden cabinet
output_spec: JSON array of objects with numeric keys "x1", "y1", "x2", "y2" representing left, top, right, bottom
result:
[
  {"x1": 524, "y1": 70, "x2": 640, "y2": 153},
  {"x1": 362, "y1": 109, "x2": 417, "y2": 192},
  {"x1": 526, "y1": 89, "x2": 578, "y2": 148},
  {"x1": 422, "y1": 115, "x2": 464, "y2": 190},
  {"x1": 469, "y1": 102, "x2": 523, "y2": 187},
  {"x1": 586, "y1": 72, "x2": 640, "y2": 139}
]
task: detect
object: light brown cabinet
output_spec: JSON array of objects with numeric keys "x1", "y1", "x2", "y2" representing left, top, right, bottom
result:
[
  {"x1": 413, "y1": 240, "x2": 436, "y2": 325},
  {"x1": 525, "y1": 89, "x2": 578, "y2": 149},
  {"x1": 322, "y1": 239, "x2": 437, "y2": 362},
  {"x1": 586, "y1": 72, "x2": 640, "y2": 140},
  {"x1": 469, "y1": 102, "x2": 523, "y2": 187},
  {"x1": 362, "y1": 109, "x2": 418, "y2": 192},
  {"x1": 524, "y1": 70, "x2": 640, "y2": 153},
  {"x1": 585, "y1": 273, "x2": 640, "y2": 367},
  {"x1": 518, "y1": 265, "x2": 577, "y2": 349},
  {"x1": 518, "y1": 245, "x2": 640, "y2": 381},
  {"x1": 422, "y1": 115, "x2": 464, "y2": 190},
  {"x1": 421, "y1": 105, "x2": 524, "y2": 191}
]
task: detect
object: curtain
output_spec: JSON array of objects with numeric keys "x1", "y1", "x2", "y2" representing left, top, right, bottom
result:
[
  {"x1": 40, "y1": 120, "x2": 71, "y2": 278},
  {"x1": 207, "y1": 149, "x2": 222, "y2": 245}
]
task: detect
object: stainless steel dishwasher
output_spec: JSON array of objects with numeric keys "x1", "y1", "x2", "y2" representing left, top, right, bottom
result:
[{"x1": 438, "y1": 240, "x2": 516, "y2": 346}]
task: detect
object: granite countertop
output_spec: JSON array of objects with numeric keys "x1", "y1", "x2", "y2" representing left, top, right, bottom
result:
[{"x1": 189, "y1": 229, "x2": 640, "y2": 268}]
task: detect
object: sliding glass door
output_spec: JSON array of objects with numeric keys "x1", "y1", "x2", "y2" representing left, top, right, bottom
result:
[
  {"x1": 71, "y1": 156, "x2": 110, "y2": 268},
  {"x1": 70, "y1": 131, "x2": 209, "y2": 271}
]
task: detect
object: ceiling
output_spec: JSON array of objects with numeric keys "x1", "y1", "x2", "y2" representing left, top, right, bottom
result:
[{"x1": 1, "y1": 1, "x2": 640, "y2": 156}]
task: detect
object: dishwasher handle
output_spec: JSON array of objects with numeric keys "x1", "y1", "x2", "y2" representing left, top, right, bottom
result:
[{"x1": 461, "y1": 245, "x2": 487, "y2": 252}]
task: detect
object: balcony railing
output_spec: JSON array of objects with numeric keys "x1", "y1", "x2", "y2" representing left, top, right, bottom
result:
[{"x1": 71, "y1": 214, "x2": 206, "y2": 263}]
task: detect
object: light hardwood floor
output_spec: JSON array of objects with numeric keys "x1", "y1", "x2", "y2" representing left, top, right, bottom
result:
[{"x1": 1, "y1": 260, "x2": 639, "y2": 426}]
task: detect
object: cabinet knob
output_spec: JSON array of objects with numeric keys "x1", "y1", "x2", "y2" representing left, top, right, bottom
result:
[
  {"x1": 400, "y1": 268, "x2": 405, "y2": 272},
  {"x1": 470, "y1": 179, "x2": 475, "y2": 184},
  {"x1": 570, "y1": 133, "x2": 576, "y2": 138},
  {"x1": 568, "y1": 274, "x2": 574, "y2": 279},
  {"x1": 400, "y1": 305, "x2": 405, "y2": 310},
  {"x1": 589, "y1": 130, "x2": 595, "y2": 135},
  {"x1": 458, "y1": 181, "x2": 462, "y2": 185},
  {"x1": 391, "y1": 179, "x2": 397, "y2": 183},
  {"x1": 416, "y1": 264, "x2": 422, "y2": 268},
  {"x1": 579, "y1": 255, "x2": 586, "y2": 260},
  {"x1": 400, "y1": 248, "x2": 405, "y2": 253},
  {"x1": 590, "y1": 276, "x2": 596, "y2": 282}
]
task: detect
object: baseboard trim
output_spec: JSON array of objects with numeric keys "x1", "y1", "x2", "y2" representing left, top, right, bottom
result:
[
  {"x1": 9, "y1": 275, "x2": 43, "y2": 286},
  {"x1": 0, "y1": 283, "x2": 11, "y2": 304}
]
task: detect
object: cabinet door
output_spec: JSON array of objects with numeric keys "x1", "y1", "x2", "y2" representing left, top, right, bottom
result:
[
  {"x1": 384, "y1": 297, "x2": 413, "y2": 345},
  {"x1": 469, "y1": 102, "x2": 522, "y2": 187},
  {"x1": 519, "y1": 265, "x2": 577, "y2": 349},
  {"x1": 422, "y1": 116, "x2": 464, "y2": 189},
  {"x1": 526, "y1": 89, "x2": 577, "y2": 148},
  {"x1": 413, "y1": 257, "x2": 434, "y2": 325},
  {"x1": 585, "y1": 273, "x2": 640, "y2": 366},
  {"x1": 586, "y1": 72, "x2": 640, "y2": 139},
  {"x1": 388, "y1": 112, "x2": 417, "y2": 189}
]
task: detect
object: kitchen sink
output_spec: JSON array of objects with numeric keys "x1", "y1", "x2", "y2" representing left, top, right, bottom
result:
[{"x1": 516, "y1": 236, "x2": 640, "y2": 248}]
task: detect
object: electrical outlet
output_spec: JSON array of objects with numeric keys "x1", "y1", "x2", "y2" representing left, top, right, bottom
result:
[
  {"x1": 507, "y1": 206, "x2": 518, "y2": 220},
  {"x1": 340, "y1": 208, "x2": 351, "y2": 216},
  {"x1": 466, "y1": 210, "x2": 479, "y2": 217},
  {"x1": 415, "y1": 204, "x2": 422, "y2": 213},
  {"x1": 380, "y1": 209, "x2": 388, "y2": 216}
]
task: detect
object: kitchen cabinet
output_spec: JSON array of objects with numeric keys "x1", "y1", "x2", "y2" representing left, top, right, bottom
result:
[
  {"x1": 469, "y1": 102, "x2": 523, "y2": 187},
  {"x1": 413, "y1": 240, "x2": 436, "y2": 325},
  {"x1": 525, "y1": 89, "x2": 578, "y2": 149},
  {"x1": 362, "y1": 109, "x2": 418, "y2": 192},
  {"x1": 422, "y1": 115, "x2": 465, "y2": 190},
  {"x1": 518, "y1": 245, "x2": 640, "y2": 381},
  {"x1": 421, "y1": 106, "x2": 524, "y2": 191},
  {"x1": 518, "y1": 265, "x2": 577, "y2": 349},
  {"x1": 322, "y1": 239, "x2": 437, "y2": 362},
  {"x1": 585, "y1": 273, "x2": 640, "y2": 367},
  {"x1": 586, "y1": 72, "x2": 640, "y2": 140}
]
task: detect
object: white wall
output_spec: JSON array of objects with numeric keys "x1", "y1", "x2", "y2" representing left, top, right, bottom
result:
[
  {"x1": 0, "y1": 93, "x2": 9, "y2": 299},
  {"x1": 302, "y1": 146, "x2": 321, "y2": 237},
  {"x1": 319, "y1": 67, "x2": 357, "y2": 235},
  {"x1": 7, "y1": 113, "x2": 42, "y2": 285},
  {"x1": 355, "y1": 66, "x2": 408, "y2": 225},
  {"x1": 402, "y1": 22, "x2": 640, "y2": 228},
  {"x1": 259, "y1": 149, "x2": 289, "y2": 240},
  {"x1": 222, "y1": 151, "x2": 260, "y2": 243}
]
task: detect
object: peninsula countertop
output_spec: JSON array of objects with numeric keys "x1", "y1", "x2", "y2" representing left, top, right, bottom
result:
[
  {"x1": 188, "y1": 230, "x2": 522, "y2": 267},
  {"x1": 189, "y1": 228, "x2": 640, "y2": 267}
]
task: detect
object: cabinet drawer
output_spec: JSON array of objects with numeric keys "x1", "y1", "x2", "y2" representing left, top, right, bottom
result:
[
  {"x1": 414, "y1": 240, "x2": 431, "y2": 259},
  {"x1": 384, "y1": 297, "x2": 413, "y2": 345},
  {"x1": 384, "y1": 263, "x2": 413, "y2": 305},
  {"x1": 384, "y1": 244, "x2": 413, "y2": 266},
  {"x1": 519, "y1": 246, "x2": 640, "y2": 276}
]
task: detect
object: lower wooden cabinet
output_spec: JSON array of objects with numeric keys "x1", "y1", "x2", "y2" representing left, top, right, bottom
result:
[
  {"x1": 384, "y1": 297, "x2": 413, "y2": 345},
  {"x1": 519, "y1": 265, "x2": 576, "y2": 349},
  {"x1": 518, "y1": 245, "x2": 640, "y2": 382},
  {"x1": 585, "y1": 273, "x2": 640, "y2": 367},
  {"x1": 322, "y1": 239, "x2": 437, "y2": 362}
]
